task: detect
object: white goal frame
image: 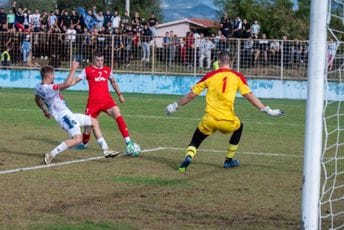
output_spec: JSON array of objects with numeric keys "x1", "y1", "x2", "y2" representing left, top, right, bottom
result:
[{"x1": 301, "y1": 0, "x2": 329, "y2": 229}]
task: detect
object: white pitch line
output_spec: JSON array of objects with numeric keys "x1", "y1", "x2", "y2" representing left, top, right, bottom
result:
[
  {"x1": 165, "y1": 147, "x2": 302, "y2": 158},
  {"x1": 0, "y1": 147, "x2": 166, "y2": 175},
  {"x1": 0, "y1": 108, "x2": 305, "y2": 127}
]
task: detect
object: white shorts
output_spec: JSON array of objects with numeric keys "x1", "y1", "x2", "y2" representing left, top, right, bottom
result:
[{"x1": 58, "y1": 113, "x2": 92, "y2": 137}]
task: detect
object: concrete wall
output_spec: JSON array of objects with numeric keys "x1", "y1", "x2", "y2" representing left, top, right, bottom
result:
[{"x1": 0, "y1": 69, "x2": 343, "y2": 101}]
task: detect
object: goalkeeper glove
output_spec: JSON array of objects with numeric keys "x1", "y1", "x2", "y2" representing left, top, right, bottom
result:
[
  {"x1": 166, "y1": 102, "x2": 180, "y2": 115},
  {"x1": 261, "y1": 106, "x2": 284, "y2": 116}
]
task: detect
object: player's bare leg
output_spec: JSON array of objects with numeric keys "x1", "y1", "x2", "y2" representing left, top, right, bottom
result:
[{"x1": 44, "y1": 135, "x2": 83, "y2": 165}]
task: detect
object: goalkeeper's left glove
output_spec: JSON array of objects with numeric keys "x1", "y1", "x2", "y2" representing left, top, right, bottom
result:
[
  {"x1": 166, "y1": 102, "x2": 180, "y2": 115},
  {"x1": 261, "y1": 106, "x2": 284, "y2": 116}
]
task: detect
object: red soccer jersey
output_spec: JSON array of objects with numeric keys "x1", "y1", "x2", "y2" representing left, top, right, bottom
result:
[{"x1": 79, "y1": 65, "x2": 114, "y2": 105}]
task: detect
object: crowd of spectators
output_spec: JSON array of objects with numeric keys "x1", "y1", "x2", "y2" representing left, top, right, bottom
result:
[
  {"x1": 0, "y1": 2, "x2": 159, "y2": 67},
  {"x1": 0, "y1": 2, "x2": 310, "y2": 70}
]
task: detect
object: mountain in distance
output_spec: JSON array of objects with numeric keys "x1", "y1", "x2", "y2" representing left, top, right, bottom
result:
[{"x1": 161, "y1": 0, "x2": 220, "y2": 22}]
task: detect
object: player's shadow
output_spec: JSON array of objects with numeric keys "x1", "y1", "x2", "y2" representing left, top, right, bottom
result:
[
  {"x1": 140, "y1": 155, "x2": 180, "y2": 170},
  {"x1": 0, "y1": 147, "x2": 42, "y2": 158},
  {"x1": 24, "y1": 136, "x2": 60, "y2": 146},
  {"x1": 141, "y1": 154, "x2": 223, "y2": 176}
]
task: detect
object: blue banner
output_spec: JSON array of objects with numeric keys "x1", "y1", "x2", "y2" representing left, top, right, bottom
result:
[{"x1": 77, "y1": 7, "x2": 97, "y2": 30}]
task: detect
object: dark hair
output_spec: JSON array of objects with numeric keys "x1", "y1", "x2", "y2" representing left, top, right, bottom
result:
[
  {"x1": 40, "y1": 65, "x2": 54, "y2": 79},
  {"x1": 93, "y1": 50, "x2": 104, "y2": 58},
  {"x1": 217, "y1": 51, "x2": 230, "y2": 65}
]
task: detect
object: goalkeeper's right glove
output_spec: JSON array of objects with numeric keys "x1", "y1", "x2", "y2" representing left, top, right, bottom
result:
[
  {"x1": 166, "y1": 102, "x2": 180, "y2": 115},
  {"x1": 261, "y1": 106, "x2": 284, "y2": 116}
]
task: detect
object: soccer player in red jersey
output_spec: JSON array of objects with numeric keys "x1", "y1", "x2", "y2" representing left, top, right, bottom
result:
[
  {"x1": 166, "y1": 51, "x2": 283, "y2": 172},
  {"x1": 72, "y1": 51, "x2": 136, "y2": 151}
]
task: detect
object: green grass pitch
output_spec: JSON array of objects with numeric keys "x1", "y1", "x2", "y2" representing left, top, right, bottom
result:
[{"x1": 0, "y1": 88, "x2": 305, "y2": 229}]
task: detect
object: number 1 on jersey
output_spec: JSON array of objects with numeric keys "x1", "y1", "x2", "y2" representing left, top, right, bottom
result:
[{"x1": 222, "y1": 77, "x2": 227, "y2": 93}]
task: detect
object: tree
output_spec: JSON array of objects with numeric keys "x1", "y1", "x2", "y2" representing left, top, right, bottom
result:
[
  {"x1": 56, "y1": 0, "x2": 162, "y2": 21},
  {"x1": 214, "y1": 0, "x2": 310, "y2": 39},
  {"x1": 8, "y1": 0, "x2": 55, "y2": 12}
]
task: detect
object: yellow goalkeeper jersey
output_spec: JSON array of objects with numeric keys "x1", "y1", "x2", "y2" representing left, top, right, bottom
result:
[{"x1": 192, "y1": 68, "x2": 251, "y2": 121}]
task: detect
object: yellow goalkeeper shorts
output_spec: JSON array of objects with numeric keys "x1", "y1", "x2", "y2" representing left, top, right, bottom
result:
[{"x1": 198, "y1": 114, "x2": 241, "y2": 136}]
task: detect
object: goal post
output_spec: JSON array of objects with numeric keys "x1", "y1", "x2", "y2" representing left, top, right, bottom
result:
[{"x1": 301, "y1": 0, "x2": 329, "y2": 229}]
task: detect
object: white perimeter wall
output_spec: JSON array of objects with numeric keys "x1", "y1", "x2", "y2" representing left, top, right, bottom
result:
[{"x1": 0, "y1": 70, "x2": 342, "y2": 101}]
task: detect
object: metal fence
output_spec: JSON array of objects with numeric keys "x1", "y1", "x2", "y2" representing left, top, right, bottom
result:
[{"x1": 0, "y1": 31, "x2": 320, "y2": 80}]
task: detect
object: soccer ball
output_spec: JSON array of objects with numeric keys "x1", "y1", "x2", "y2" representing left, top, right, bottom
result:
[{"x1": 126, "y1": 142, "x2": 141, "y2": 157}]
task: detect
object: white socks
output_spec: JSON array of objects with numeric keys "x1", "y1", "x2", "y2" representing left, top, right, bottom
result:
[
  {"x1": 125, "y1": 137, "x2": 131, "y2": 144},
  {"x1": 50, "y1": 142, "x2": 68, "y2": 157},
  {"x1": 97, "y1": 137, "x2": 109, "y2": 151}
]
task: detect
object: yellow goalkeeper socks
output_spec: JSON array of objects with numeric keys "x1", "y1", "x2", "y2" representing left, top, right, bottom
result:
[
  {"x1": 226, "y1": 144, "x2": 238, "y2": 159},
  {"x1": 185, "y1": 146, "x2": 197, "y2": 159}
]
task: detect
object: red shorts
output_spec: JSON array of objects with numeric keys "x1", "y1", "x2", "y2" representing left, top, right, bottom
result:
[{"x1": 85, "y1": 99, "x2": 117, "y2": 118}]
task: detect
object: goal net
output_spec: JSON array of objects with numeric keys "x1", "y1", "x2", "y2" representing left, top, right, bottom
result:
[{"x1": 319, "y1": 0, "x2": 344, "y2": 229}]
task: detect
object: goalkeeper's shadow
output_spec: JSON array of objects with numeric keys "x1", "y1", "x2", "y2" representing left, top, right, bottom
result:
[{"x1": 142, "y1": 154, "x2": 224, "y2": 176}]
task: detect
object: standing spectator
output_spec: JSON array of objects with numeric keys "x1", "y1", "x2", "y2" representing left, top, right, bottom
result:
[
  {"x1": 7, "y1": 9, "x2": 15, "y2": 29},
  {"x1": 218, "y1": 33, "x2": 230, "y2": 52},
  {"x1": 122, "y1": 24, "x2": 134, "y2": 67},
  {"x1": 241, "y1": 36, "x2": 254, "y2": 67},
  {"x1": 60, "y1": 10, "x2": 72, "y2": 29},
  {"x1": 20, "y1": 33, "x2": 31, "y2": 65},
  {"x1": 93, "y1": 6, "x2": 104, "y2": 30},
  {"x1": 162, "y1": 31, "x2": 170, "y2": 63},
  {"x1": 111, "y1": 10, "x2": 121, "y2": 30},
  {"x1": 23, "y1": 9, "x2": 30, "y2": 30},
  {"x1": 141, "y1": 24, "x2": 152, "y2": 62},
  {"x1": 269, "y1": 39, "x2": 281, "y2": 65},
  {"x1": 131, "y1": 11, "x2": 141, "y2": 32},
  {"x1": 179, "y1": 37, "x2": 186, "y2": 65},
  {"x1": 121, "y1": 10, "x2": 131, "y2": 29},
  {"x1": 65, "y1": 24, "x2": 77, "y2": 44},
  {"x1": 40, "y1": 10, "x2": 49, "y2": 31},
  {"x1": 328, "y1": 38, "x2": 338, "y2": 71},
  {"x1": 103, "y1": 10, "x2": 112, "y2": 28},
  {"x1": 48, "y1": 11, "x2": 58, "y2": 28},
  {"x1": 241, "y1": 19, "x2": 251, "y2": 38},
  {"x1": 291, "y1": 39, "x2": 303, "y2": 64},
  {"x1": 71, "y1": 10, "x2": 80, "y2": 28},
  {"x1": 220, "y1": 13, "x2": 232, "y2": 38},
  {"x1": 113, "y1": 28, "x2": 123, "y2": 67},
  {"x1": 132, "y1": 29, "x2": 140, "y2": 60},
  {"x1": 254, "y1": 33, "x2": 269, "y2": 66},
  {"x1": 147, "y1": 13, "x2": 158, "y2": 36},
  {"x1": 193, "y1": 30, "x2": 201, "y2": 59},
  {"x1": 250, "y1": 20, "x2": 261, "y2": 39},
  {"x1": 281, "y1": 35, "x2": 292, "y2": 67},
  {"x1": 199, "y1": 36, "x2": 215, "y2": 69},
  {"x1": 54, "y1": 8, "x2": 62, "y2": 27},
  {"x1": 169, "y1": 31, "x2": 178, "y2": 67},
  {"x1": 185, "y1": 31, "x2": 194, "y2": 67},
  {"x1": 233, "y1": 16, "x2": 242, "y2": 38},
  {"x1": 0, "y1": 8, "x2": 7, "y2": 31},
  {"x1": 12, "y1": 1, "x2": 26, "y2": 31},
  {"x1": 29, "y1": 9, "x2": 40, "y2": 32}
]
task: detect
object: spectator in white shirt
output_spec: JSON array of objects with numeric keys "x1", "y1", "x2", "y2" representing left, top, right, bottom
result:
[
  {"x1": 199, "y1": 36, "x2": 215, "y2": 69},
  {"x1": 251, "y1": 20, "x2": 261, "y2": 39},
  {"x1": 111, "y1": 10, "x2": 121, "y2": 29}
]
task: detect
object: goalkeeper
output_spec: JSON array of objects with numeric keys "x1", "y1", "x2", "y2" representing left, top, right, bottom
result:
[{"x1": 166, "y1": 51, "x2": 283, "y2": 172}]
